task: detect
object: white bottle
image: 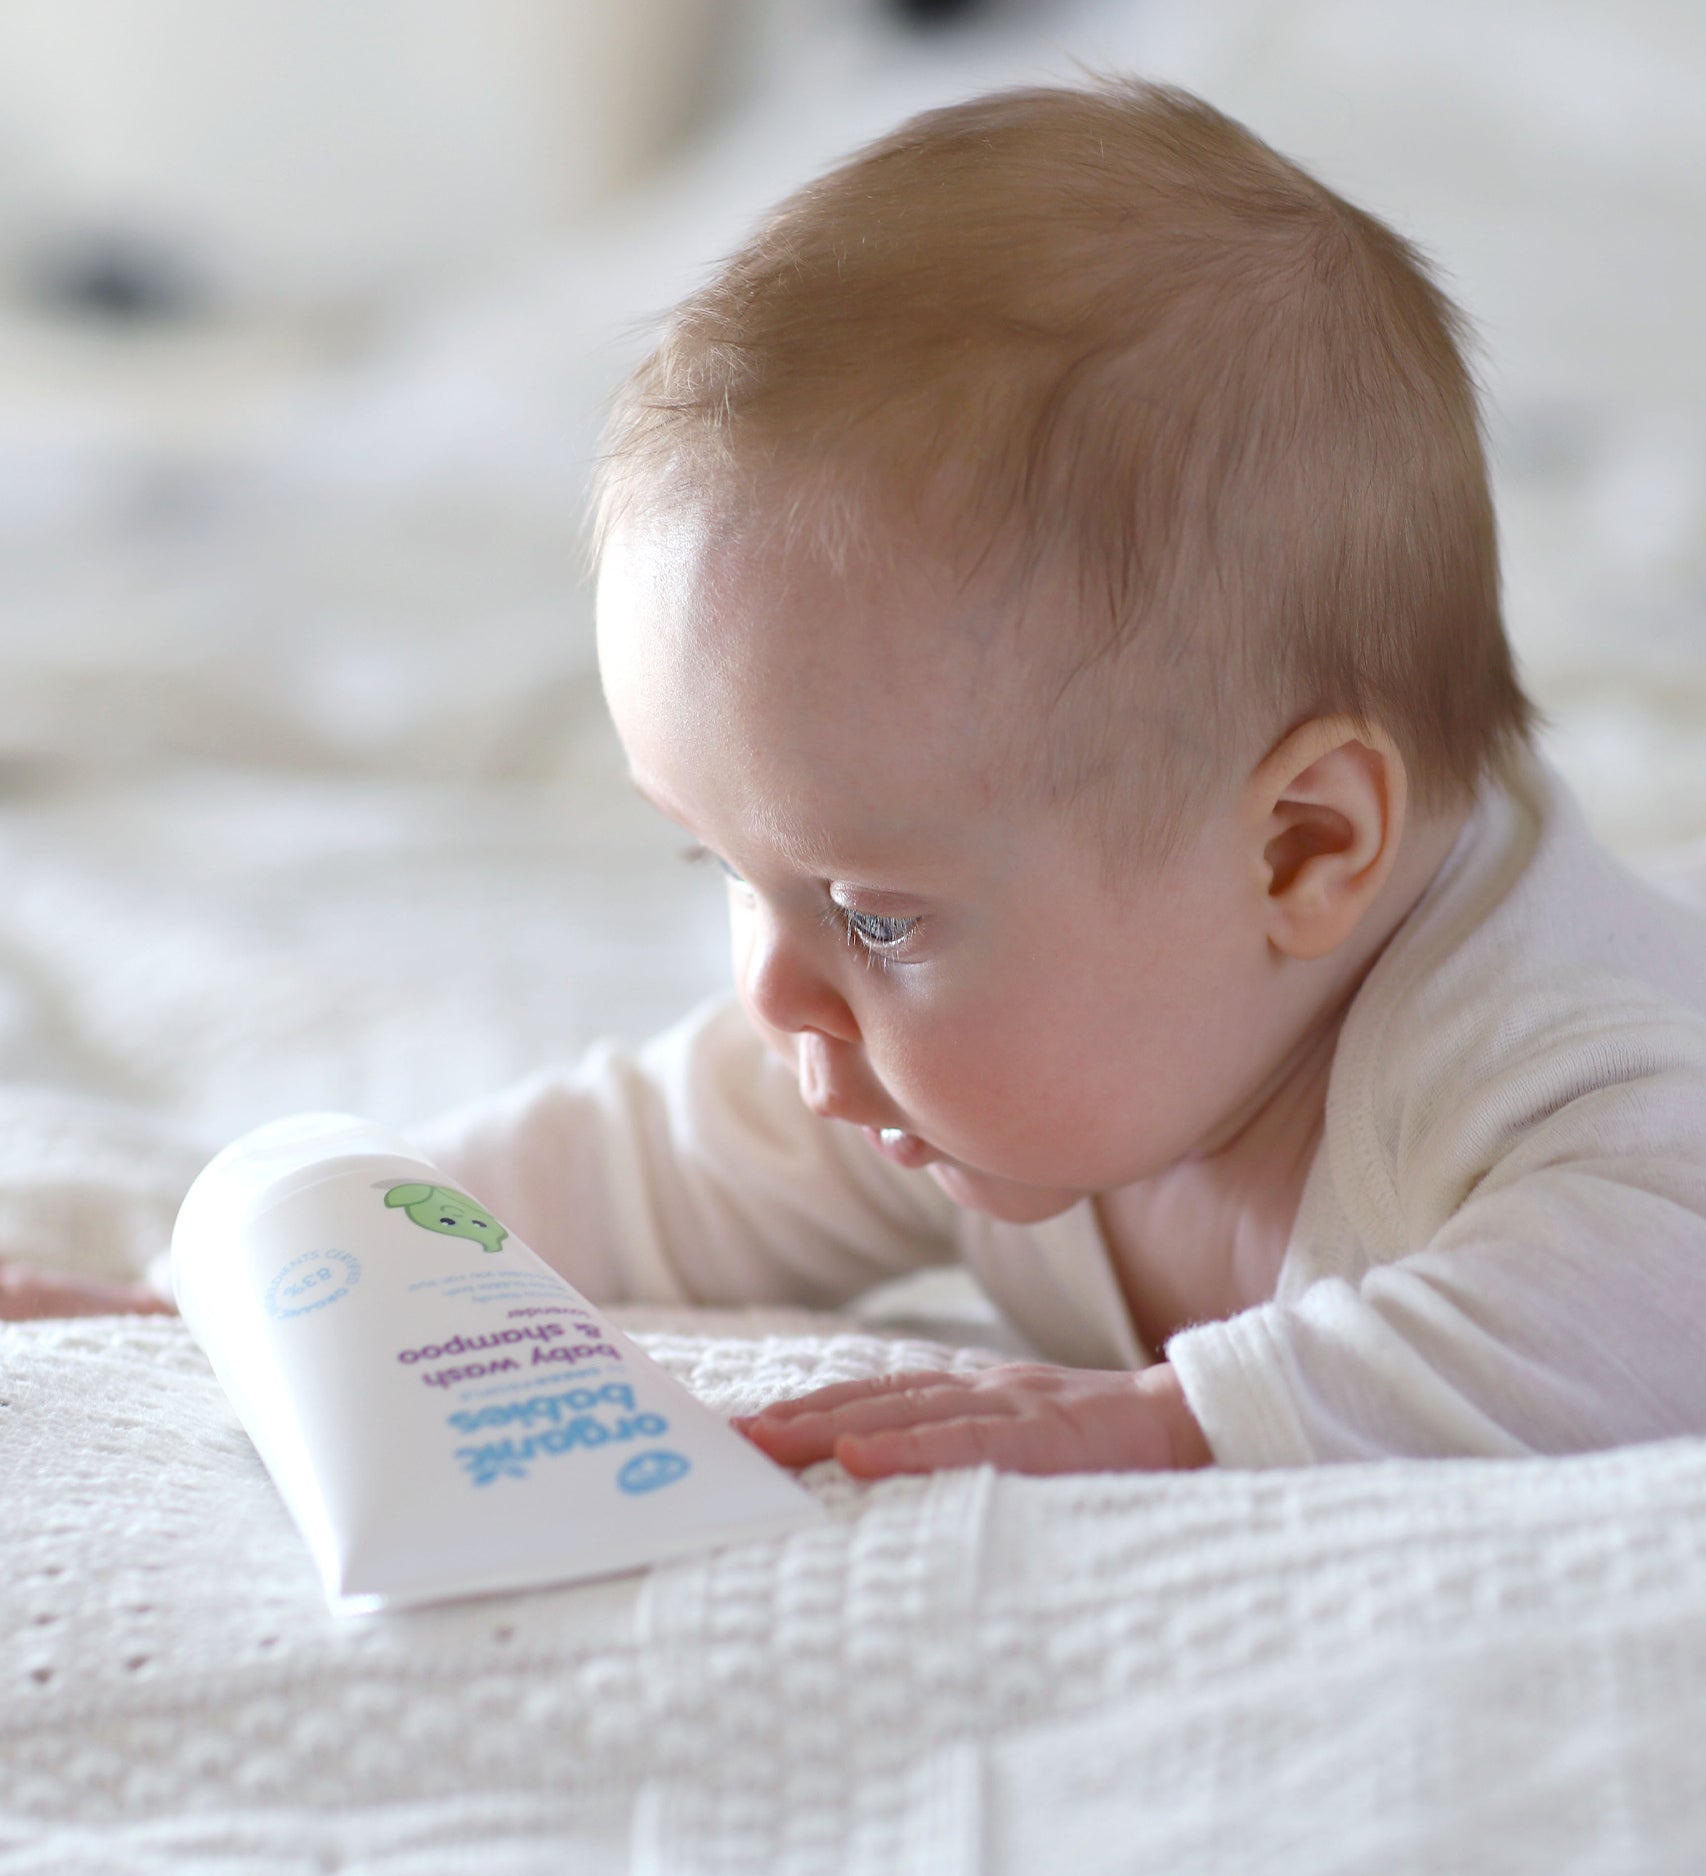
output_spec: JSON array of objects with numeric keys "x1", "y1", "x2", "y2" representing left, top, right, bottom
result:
[{"x1": 172, "y1": 1113, "x2": 821, "y2": 1614}]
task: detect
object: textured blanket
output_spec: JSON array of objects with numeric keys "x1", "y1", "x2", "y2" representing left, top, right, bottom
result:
[{"x1": 8, "y1": 1307, "x2": 1706, "y2": 1875}]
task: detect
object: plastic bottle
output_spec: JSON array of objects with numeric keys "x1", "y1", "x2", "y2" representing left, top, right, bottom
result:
[{"x1": 172, "y1": 1113, "x2": 820, "y2": 1613}]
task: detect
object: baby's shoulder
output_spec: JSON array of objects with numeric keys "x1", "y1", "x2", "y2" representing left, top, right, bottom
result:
[{"x1": 1333, "y1": 763, "x2": 1706, "y2": 1207}]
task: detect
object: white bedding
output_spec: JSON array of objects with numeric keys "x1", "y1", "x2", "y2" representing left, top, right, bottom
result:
[
  {"x1": 9, "y1": 1308, "x2": 1706, "y2": 1875},
  {"x1": 3, "y1": 0, "x2": 1706, "y2": 1867}
]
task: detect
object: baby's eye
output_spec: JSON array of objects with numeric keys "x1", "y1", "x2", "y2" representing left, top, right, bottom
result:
[
  {"x1": 842, "y1": 908, "x2": 920, "y2": 952},
  {"x1": 681, "y1": 842, "x2": 745, "y2": 885}
]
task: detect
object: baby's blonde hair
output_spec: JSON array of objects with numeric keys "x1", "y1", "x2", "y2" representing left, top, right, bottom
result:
[{"x1": 598, "y1": 78, "x2": 1535, "y2": 858}]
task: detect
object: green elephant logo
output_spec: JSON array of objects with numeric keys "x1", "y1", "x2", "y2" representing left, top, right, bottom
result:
[{"x1": 384, "y1": 1183, "x2": 508, "y2": 1254}]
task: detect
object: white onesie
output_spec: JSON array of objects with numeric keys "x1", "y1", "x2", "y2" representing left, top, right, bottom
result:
[{"x1": 417, "y1": 752, "x2": 1706, "y2": 1467}]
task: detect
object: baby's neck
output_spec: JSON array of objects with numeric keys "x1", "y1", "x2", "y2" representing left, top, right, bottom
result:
[
  {"x1": 1222, "y1": 791, "x2": 1474, "y2": 1156},
  {"x1": 1097, "y1": 793, "x2": 1474, "y2": 1352},
  {"x1": 1097, "y1": 1014, "x2": 1337, "y2": 1351},
  {"x1": 1364, "y1": 794, "x2": 1475, "y2": 960}
]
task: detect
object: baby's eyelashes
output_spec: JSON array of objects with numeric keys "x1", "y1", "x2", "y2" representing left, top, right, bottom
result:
[
  {"x1": 844, "y1": 909, "x2": 919, "y2": 949},
  {"x1": 821, "y1": 900, "x2": 923, "y2": 965},
  {"x1": 684, "y1": 842, "x2": 923, "y2": 962},
  {"x1": 681, "y1": 842, "x2": 745, "y2": 885}
]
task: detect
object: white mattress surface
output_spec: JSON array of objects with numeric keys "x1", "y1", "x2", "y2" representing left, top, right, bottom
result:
[{"x1": 8, "y1": 1309, "x2": 1706, "y2": 1874}]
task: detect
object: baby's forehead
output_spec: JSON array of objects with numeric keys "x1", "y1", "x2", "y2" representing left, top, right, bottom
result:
[
  {"x1": 712, "y1": 498, "x2": 1095, "y2": 678},
  {"x1": 608, "y1": 487, "x2": 1193, "y2": 750},
  {"x1": 601, "y1": 499, "x2": 1224, "y2": 888},
  {"x1": 609, "y1": 508, "x2": 1054, "y2": 758}
]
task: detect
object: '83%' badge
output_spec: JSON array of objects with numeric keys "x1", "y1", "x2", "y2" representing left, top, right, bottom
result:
[{"x1": 266, "y1": 1248, "x2": 361, "y2": 1320}]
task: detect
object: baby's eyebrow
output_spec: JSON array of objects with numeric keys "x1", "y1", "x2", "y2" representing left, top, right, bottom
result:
[
  {"x1": 628, "y1": 775, "x2": 683, "y2": 825},
  {"x1": 626, "y1": 771, "x2": 954, "y2": 887}
]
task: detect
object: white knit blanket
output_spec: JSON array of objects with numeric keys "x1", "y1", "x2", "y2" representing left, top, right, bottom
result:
[{"x1": 7, "y1": 1305, "x2": 1706, "y2": 1874}]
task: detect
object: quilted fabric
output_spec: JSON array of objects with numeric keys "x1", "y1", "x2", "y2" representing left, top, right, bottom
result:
[{"x1": 7, "y1": 1309, "x2": 1706, "y2": 1873}]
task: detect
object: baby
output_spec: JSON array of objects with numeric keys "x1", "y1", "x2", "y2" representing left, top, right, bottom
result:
[
  {"x1": 411, "y1": 78, "x2": 1706, "y2": 1477},
  {"x1": 20, "y1": 80, "x2": 1706, "y2": 1479}
]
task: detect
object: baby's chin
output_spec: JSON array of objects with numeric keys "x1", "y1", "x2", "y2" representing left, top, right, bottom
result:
[{"x1": 926, "y1": 1159, "x2": 1086, "y2": 1225}]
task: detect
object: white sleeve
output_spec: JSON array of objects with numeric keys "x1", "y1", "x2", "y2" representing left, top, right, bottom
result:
[
  {"x1": 407, "y1": 997, "x2": 960, "y2": 1309},
  {"x1": 1169, "y1": 1052, "x2": 1706, "y2": 1467}
]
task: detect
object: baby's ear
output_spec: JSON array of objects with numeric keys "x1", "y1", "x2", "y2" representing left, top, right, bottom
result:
[{"x1": 1250, "y1": 718, "x2": 1406, "y2": 962}]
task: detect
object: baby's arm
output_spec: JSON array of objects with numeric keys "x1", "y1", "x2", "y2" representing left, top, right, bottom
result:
[
  {"x1": 0, "y1": 1260, "x2": 174, "y2": 1320},
  {"x1": 1167, "y1": 1045, "x2": 1706, "y2": 1466},
  {"x1": 415, "y1": 997, "x2": 961, "y2": 1312},
  {"x1": 736, "y1": 1361, "x2": 1212, "y2": 1476}
]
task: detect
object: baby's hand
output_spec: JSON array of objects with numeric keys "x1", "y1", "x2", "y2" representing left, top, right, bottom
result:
[
  {"x1": 734, "y1": 1361, "x2": 1212, "y2": 1479},
  {"x1": 0, "y1": 1259, "x2": 177, "y2": 1322}
]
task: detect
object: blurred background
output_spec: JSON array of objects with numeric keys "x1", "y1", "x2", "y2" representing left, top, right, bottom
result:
[{"x1": 0, "y1": 0, "x2": 1703, "y2": 1255}]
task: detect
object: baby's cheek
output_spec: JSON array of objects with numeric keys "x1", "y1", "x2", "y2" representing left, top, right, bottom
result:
[
  {"x1": 879, "y1": 1004, "x2": 1138, "y2": 1181},
  {"x1": 875, "y1": 1015, "x2": 1035, "y2": 1143}
]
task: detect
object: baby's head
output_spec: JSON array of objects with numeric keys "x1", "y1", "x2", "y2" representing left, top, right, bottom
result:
[{"x1": 595, "y1": 79, "x2": 1535, "y2": 1222}]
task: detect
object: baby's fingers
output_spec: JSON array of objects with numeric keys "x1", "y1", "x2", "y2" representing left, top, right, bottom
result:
[
  {"x1": 738, "y1": 1379, "x2": 1003, "y2": 1467},
  {"x1": 740, "y1": 1369, "x2": 962, "y2": 1424},
  {"x1": 836, "y1": 1414, "x2": 1074, "y2": 1480},
  {"x1": 0, "y1": 1261, "x2": 175, "y2": 1321}
]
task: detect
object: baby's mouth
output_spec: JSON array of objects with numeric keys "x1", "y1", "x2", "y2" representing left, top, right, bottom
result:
[{"x1": 864, "y1": 1126, "x2": 937, "y2": 1171}]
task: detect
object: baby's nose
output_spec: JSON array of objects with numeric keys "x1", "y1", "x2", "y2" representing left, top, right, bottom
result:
[{"x1": 795, "y1": 1031, "x2": 855, "y2": 1122}]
